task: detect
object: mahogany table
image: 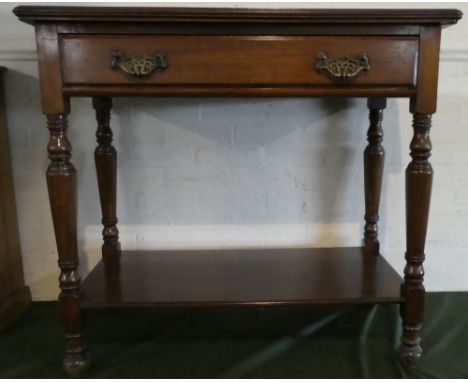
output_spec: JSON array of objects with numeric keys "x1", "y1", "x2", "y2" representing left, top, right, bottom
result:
[{"x1": 14, "y1": 6, "x2": 462, "y2": 376}]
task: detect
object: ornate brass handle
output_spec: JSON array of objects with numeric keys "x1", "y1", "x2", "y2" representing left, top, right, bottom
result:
[
  {"x1": 315, "y1": 52, "x2": 370, "y2": 80},
  {"x1": 110, "y1": 50, "x2": 167, "y2": 77}
]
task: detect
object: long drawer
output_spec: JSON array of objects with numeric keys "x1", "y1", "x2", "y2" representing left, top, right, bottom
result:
[{"x1": 60, "y1": 35, "x2": 418, "y2": 87}]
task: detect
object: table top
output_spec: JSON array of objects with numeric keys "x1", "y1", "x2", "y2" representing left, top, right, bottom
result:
[
  {"x1": 13, "y1": 6, "x2": 462, "y2": 102},
  {"x1": 14, "y1": 6, "x2": 462, "y2": 26}
]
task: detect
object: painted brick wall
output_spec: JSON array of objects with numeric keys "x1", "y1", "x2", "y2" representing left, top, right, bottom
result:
[{"x1": 1, "y1": 3, "x2": 468, "y2": 300}]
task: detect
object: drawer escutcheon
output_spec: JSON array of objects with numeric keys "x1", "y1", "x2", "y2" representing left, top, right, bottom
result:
[
  {"x1": 315, "y1": 52, "x2": 370, "y2": 80},
  {"x1": 110, "y1": 50, "x2": 167, "y2": 77}
]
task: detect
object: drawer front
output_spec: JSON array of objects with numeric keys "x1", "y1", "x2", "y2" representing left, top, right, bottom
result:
[{"x1": 61, "y1": 35, "x2": 418, "y2": 87}]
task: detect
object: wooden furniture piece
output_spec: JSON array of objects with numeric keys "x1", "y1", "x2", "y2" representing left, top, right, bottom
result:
[
  {"x1": 0, "y1": 67, "x2": 31, "y2": 331},
  {"x1": 14, "y1": 6, "x2": 462, "y2": 376}
]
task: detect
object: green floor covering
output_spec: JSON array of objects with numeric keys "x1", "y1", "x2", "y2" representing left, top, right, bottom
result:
[{"x1": 1, "y1": 292, "x2": 467, "y2": 378}]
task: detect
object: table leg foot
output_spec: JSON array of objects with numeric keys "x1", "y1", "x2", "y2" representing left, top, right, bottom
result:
[
  {"x1": 63, "y1": 352, "x2": 91, "y2": 377},
  {"x1": 398, "y1": 343, "x2": 422, "y2": 367}
]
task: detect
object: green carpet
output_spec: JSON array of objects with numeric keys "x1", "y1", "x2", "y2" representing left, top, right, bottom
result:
[{"x1": 1, "y1": 292, "x2": 467, "y2": 378}]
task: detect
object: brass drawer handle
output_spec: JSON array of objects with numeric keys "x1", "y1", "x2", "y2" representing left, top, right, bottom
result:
[
  {"x1": 110, "y1": 50, "x2": 167, "y2": 77},
  {"x1": 315, "y1": 52, "x2": 370, "y2": 80}
]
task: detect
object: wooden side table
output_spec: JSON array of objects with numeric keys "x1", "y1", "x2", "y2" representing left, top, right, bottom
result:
[
  {"x1": 0, "y1": 67, "x2": 31, "y2": 331},
  {"x1": 13, "y1": 6, "x2": 462, "y2": 376}
]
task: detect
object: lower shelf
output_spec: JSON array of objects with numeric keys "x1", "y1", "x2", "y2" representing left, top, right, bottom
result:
[{"x1": 81, "y1": 247, "x2": 403, "y2": 308}]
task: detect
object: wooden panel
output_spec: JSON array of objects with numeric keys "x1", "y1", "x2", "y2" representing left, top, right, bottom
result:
[
  {"x1": 35, "y1": 24, "x2": 69, "y2": 114},
  {"x1": 0, "y1": 67, "x2": 31, "y2": 331},
  {"x1": 0, "y1": 67, "x2": 24, "y2": 300},
  {"x1": 410, "y1": 26, "x2": 442, "y2": 114},
  {"x1": 81, "y1": 248, "x2": 403, "y2": 308},
  {"x1": 61, "y1": 35, "x2": 418, "y2": 87}
]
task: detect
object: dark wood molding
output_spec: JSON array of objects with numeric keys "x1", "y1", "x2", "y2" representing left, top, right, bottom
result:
[
  {"x1": 13, "y1": 6, "x2": 462, "y2": 25},
  {"x1": 63, "y1": 85, "x2": 417, "y2": 98}
]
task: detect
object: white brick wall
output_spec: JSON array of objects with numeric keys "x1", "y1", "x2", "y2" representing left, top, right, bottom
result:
[{"x1": 1, "y1": 3, "x2": 468, "y2": 300}]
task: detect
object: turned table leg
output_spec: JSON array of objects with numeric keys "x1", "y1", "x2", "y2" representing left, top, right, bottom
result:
[
  {"x1": 398, "y1": 112, "x2": 433, "y2": 365},
  {"x1": 363, "y1": 97, "x2": 386, "y2": 254},
  {"x1": 93, "y1": 97, "x2": 121, "y2": 262},
  {"x1": 46, "y1": 114, "x2": 90, "y2": 376}
]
